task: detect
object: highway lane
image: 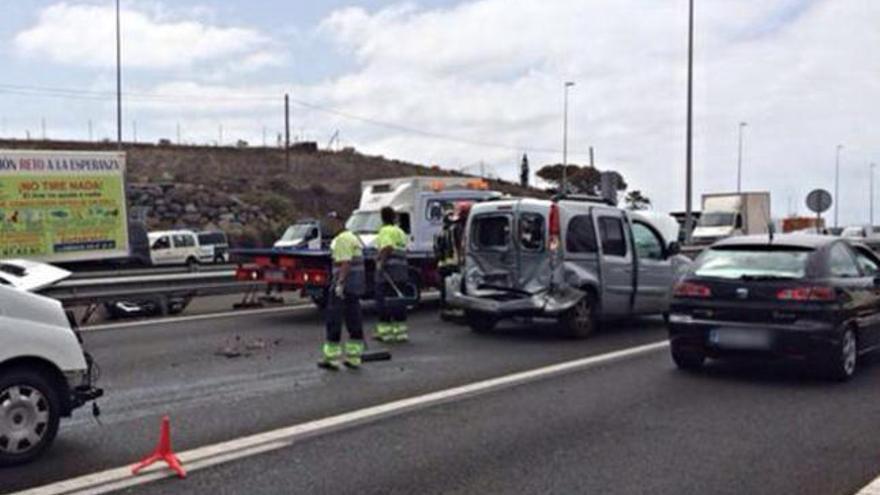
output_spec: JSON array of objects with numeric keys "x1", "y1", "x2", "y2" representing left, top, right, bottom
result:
[
  {"x1": 2, "y1": 303, "x2": 668, "y2": 493},
  {"x1": 131, "y1": 349, "x2": 880, "y2": 495}
]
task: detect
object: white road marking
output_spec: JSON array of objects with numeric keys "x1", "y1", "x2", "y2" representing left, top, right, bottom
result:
[
  {"x1": 13, "y1": 340, "x2": 669, "y2": 495},
  {"x1": 857, "y1": 475, "x2": 880, "y2": 495}
]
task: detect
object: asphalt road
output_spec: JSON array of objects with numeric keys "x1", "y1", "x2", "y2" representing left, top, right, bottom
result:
[{"x1": 3, "y1": 302, "x2": 880, "y2": 494}]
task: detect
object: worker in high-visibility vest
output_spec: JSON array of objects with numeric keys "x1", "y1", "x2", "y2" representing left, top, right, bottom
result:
[
  {"x1": 374, "y1": 206, "x2": 410, "y2": 343},
  {"x1": 319, "y1": 226, "x2": 366, "y2": 370}
]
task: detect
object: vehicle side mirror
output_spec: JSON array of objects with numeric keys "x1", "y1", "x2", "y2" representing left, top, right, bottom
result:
[{"x1": 667, "y1": 242, "x2": 681, "y2": 257}]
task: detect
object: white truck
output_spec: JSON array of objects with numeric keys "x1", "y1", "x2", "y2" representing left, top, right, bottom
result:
[
  {"x1": 691, "y1": 192, "x2": 771, "y2": 245},
  {"x1": 0, "y1": 275, "x2": 102, "y2": 465}
]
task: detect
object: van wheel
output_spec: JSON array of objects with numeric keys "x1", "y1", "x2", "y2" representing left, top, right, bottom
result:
[
  {"x1": 561, "y1": 296, "x2": 596, "y2": 338},
  {"x1": 0, "y1": 368, "x2": 62, "y2": 467},
  {"x1": 465, "y1": 311, "x2": 498, "y2": 333},
  {"x1": 186, "y1": 257, "x2": 200, "y2": 272}
]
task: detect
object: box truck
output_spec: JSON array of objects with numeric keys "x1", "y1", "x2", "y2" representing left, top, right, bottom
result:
[{"x1": 691, "y1": 192, "x2": 771, "y2": 245}]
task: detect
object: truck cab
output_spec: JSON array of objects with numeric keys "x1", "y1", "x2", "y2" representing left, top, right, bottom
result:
[
  {"x1": 449, "y1": 197, "x2": 690, "y2": 337},
  {"x1": 350, "y1": 177, "x2": 502, "y2": 252}
]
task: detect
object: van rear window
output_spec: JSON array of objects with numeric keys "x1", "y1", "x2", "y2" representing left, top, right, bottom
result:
[{"x1": 472, "y1": 215, "x2": 510, "y2": 250}]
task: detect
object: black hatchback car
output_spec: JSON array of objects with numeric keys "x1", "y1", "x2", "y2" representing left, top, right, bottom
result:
[{"x1": 667, "y1": 234, "x2": 880, "y2": 380}]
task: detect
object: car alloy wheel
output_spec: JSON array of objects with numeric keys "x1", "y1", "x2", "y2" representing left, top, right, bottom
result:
[
  {"x1": 0, "y1": 385, "x2": 50, "y2": 456},
  {"x1": 841, "y1": 329, "x2": 857, "y2": 378}
]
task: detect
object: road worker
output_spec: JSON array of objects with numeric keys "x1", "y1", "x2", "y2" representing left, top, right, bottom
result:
[
  {"x1": 318, "y1": 224, "x2": 366, "y2": 370},
  {"x1": 374, "y1": 206, "x2": 410, "y2": 343}
]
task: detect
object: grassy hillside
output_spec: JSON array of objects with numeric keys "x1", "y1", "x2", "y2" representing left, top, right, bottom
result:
[{"x1": 0, "y1": 139, "x2": 542, "y2": 246}]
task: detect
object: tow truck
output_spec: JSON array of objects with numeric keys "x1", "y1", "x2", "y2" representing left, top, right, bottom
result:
[{"x1": 234, "y1": 177, "x2": 502, "y2": 306}]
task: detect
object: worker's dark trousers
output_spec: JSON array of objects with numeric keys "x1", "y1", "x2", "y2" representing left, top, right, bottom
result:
[
  {"x1": 325, "y1": 291, "x2": 364, "y2": 343},
  {"x1": 375, "y1": 281, "x2": 407, "y2": 323}
]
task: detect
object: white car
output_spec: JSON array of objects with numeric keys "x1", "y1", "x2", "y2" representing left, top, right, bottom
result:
[
  {"x1": 0, "y1": 259, "x2": 72, "y2": 291},
  {"x1": 0, "y1": 284, "x2": 102, "y2": 465},
  {"x1": 148, "y1": 230, "x2": 202, "y2": 268}
]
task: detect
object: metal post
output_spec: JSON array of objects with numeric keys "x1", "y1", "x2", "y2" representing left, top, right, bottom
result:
[
  {"x1": 88, "y1": 120, "x2": 93, "y2": 142},
  {"x1": 871, "y1": 163, "x2": 876, "y2": 228},
  {"x1": 684, "y1": 0, "x2": 695, "y2": 243},
  {"x1": 835, "y1": 144, "x2": 843, "y2": 228},
  {"x1": 736, "y1": 122, "x2": 747, "y2": 193},
  {"x1": 284, "y1": 93, "x2": 291, "y2": 172},
  {"x1": 589, "y1": 146, "x2": 595, "y2": 168},
  {"x1": 115, "y1": 0, "x2": 122, "y2": 150},
  {"x1": 562, "y1": 81, "x2": 575, "y2": 194}
]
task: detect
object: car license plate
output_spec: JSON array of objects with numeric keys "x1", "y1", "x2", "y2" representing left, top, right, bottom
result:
[
  {"x1": 265, "y1": 269, "x2": 286, "y2": 282},
  {"x1": 708, "y1": 328, "x2": 772, "y2": 350}
]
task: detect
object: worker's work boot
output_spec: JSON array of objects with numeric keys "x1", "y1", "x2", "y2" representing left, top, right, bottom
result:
[
  {"x1": 374, "y1": 322, "x2": 393, "y2": 342},
  {"x1": 344, "y1": 340, "x2": 365, "y2": 369},
  {"x1": 317, "y1": 342, "x2": 342, "y2": 370},
  {"x1": 393, "y1": 322, "x2": 409, "y2": 343}
]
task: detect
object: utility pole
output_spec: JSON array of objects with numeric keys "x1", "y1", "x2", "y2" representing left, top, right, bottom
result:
[
  {"x1": 561, "y1": 81, "x2": 575, "y2": 194},
  {"x1": 871, "y1": 163, "x2": 876, "y2": 228},
  {"x1": 684, "y1": 0, "x2": 695, "y2": 243},
  {"x1": 88, "y1": 119, "x2": 93, "y2": 142},
  {"x1": 736, "y1": 122, "x2": 747, "y2": 192},
  {"x1": 115, "y1": 0, "x2": 122, "y2": 150},
  {"x1": 835, "y1": 144, "x2": 843, "y2": 228},
  {"x1": 284, "y1": 93, "x2": 291, "y2": 172},
  {"x1": 589, "y1": 146, "x2": 595, "y2": 168}
]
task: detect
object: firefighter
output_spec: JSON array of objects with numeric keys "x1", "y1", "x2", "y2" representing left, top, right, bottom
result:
[
  {"x1": 318, "y1": 225, "x2": 366, "y2": 370},
  {"x1": 374, "y1": 206, "x2": 410, "y2": 343},
  {"x1": 436, "y1": 201, "x2": 472, "y2": 319}
]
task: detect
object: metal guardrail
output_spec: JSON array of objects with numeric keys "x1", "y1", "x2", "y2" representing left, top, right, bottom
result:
[
  {"x1": 40, "y1": 270, "x2": 260, "y2": 307},
  {"x1": 67, "y1": 263, "x2": 236, "y2": 280}
]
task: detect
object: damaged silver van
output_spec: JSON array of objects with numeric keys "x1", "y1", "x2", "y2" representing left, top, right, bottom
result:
[{"x1": 447, "y1": 196, "x2": 691, "y2": 337}]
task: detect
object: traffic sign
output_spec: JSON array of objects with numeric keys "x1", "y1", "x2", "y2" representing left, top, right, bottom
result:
[{"x1": 806, "y1": 189, "x2": 833, "y2": 214}]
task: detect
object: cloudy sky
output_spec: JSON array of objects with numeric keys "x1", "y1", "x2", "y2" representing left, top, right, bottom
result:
[{"x1": 1, "y1": 0, "x2": 878, "y2": 225}]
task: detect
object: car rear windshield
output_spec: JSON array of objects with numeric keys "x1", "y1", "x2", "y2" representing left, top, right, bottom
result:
[
  {"x1": 472, "y1": 215, "x2": 510, "y2": 251},
  {"x1": 694, "y1": 246, "x2": 812, "y2": 280}
]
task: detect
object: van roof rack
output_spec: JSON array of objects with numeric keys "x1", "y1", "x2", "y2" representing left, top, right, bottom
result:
[{"x1": 552, "y1": 193, "x2": 616, "y2": 206}]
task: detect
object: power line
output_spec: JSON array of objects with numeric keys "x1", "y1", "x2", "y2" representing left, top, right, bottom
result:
[{"x1": 0, "y1": 82, "x2": 591, "y2": 157}]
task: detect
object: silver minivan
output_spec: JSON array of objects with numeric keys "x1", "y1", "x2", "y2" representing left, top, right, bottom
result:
[{"x1": 448, "y1": 197, "x2": 690, "y2": 337}]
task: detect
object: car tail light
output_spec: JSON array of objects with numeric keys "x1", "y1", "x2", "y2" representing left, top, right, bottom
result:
[
  {"x1": 548, "y1": 203, "x2": 561, "y2": 251},
  {"x1": 777, "y1": 286, "x2": 836, "y2": 301},
  {"x1": 673, "y1": 281, "x2": 712, "y2": 298}
]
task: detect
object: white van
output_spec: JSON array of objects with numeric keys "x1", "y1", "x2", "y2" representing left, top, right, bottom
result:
[{"x1": 148, "y1": 230, "x2": 201, "y2": 268}]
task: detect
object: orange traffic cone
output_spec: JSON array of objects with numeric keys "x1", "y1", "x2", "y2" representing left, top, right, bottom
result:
[{"x1": 131, "y1": 415, "x2": 187, "y2": 479}]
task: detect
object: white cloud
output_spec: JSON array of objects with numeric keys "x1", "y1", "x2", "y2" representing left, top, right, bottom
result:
[
  {"x1": 11, "y1": 0, "x2": 880, "y2": 225},
  {"x1": 13, "y1": 2, "x2": 281, "y2": 71}
]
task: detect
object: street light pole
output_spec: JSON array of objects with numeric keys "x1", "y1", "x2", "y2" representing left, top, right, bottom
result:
[
  {"x1": 561, "y1": 81, "x2": 575, "y2": 195},
  {"x1": 736, "y1": 122, "x2": 747, "y2": 193},
  {"x1": 684, "y1": 0, "x2": 695, "y2": 242},
  {"x1": 115, "y1": 0, "x2": 122, "y2": 150},
  {"x1": 871, "y1": 163, "x2": 876, "y2": 228},
  {"x1": 835, "y1": 144, "x2": 843, "y2": 228}
]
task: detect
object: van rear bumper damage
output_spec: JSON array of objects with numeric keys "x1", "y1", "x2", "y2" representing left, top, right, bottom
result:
[{"x1": 449, "y1": 286, "x2": 584, "y2": 317}]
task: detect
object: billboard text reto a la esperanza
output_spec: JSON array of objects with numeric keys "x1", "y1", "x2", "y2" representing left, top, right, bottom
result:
[{"x1": 0, "y1": 150, "x2": 129, "y2": 263}]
